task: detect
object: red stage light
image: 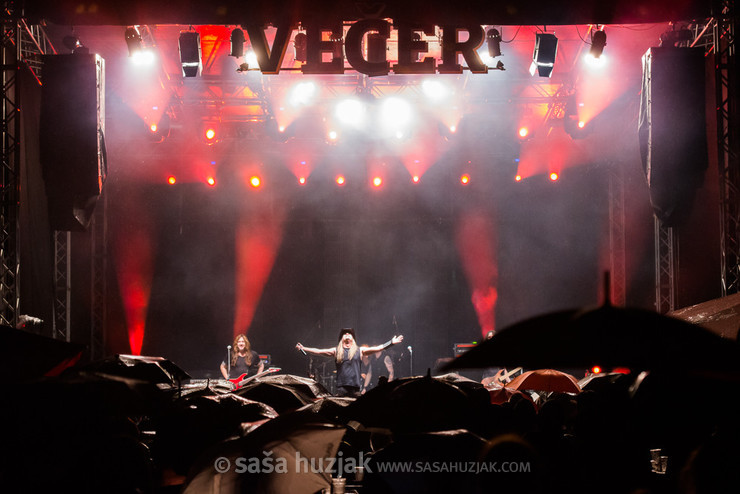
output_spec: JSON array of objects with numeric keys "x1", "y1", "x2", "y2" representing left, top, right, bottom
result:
[
  {"x1": 205, "y1": 128, "x2": 216, "y2": 141},
  {"x1": 167, "y1": 176, "x2": 176, "y2": 185},
  {"x1": 591, "y1": 366, "x2": 602, "y2": 374},
  {"x1": 460, "y1": 174, "x2": 470, "y2": 185},
  {"x1": 518, "y1": 127, "x2": 529, "y2": 138},
  {"x1": 549, "y1": 172, "x2": 559, "y2": 181},
  {"x1": 412, "y1": 175, "x2": 420, "y2": 183},
  {"x1": 298, "y1": 177, "x2": 306, "y2": 185},
  {"x1": 250, "y1": 176, "x2": 261, "y2": 188},
  {"x1": 372, "y1": 177, "x2": 382, "y2": 187},
  {"x1": 207, "y1": 176, "x2": 216, "y2": 186},
  {"x1": 578, "y1": 120, "x2": 586, "y2": 129},
  {"x1": 515, "y1": 175, "x2": 522, "y2": 182},
  {"x1": 336, "y1": 175, "x2": 345, "y2": 186},
  {"x1": 150, "y1": 123, "x2": 158, "y2": 133}
]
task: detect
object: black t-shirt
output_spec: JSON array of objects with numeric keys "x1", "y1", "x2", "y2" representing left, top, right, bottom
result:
[
  {"x1": 229, "y1": 350, "x2": 261, "y2": 379},
  {"x1": 336, "y1": 347, "x2": 361, "y2": 389}
]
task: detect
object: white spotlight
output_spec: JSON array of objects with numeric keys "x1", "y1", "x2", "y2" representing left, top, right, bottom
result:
[
  {"x1": 381, "y1": 97, "x2": 413, "y2": 128},
  {"x1": 421, "y1": 80, "x2": 450, "y2": 101},
  {"x1": 335, "y1": 98, "x2": 366, "y2": 128},
  {"x1": 288, "y1": 82, "x2": 317, "y2": 107},
  {"x1": 245, "y1": 50, "x2": 259, "y2": 68},
  {"x1": 131, "y1": 50, "x2": 156, "y2": 66}
]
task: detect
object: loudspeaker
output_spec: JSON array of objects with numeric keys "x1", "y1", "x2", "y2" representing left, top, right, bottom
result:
[
  {"x1": 40, "y1": 54, "x2": 106, "y2": 231},
  {"x1": 530, "y1": 33, "x2": 558, "y2": 77},
  {"x1": 639, "y1": 47, "x2": 707, "y2": 227}
]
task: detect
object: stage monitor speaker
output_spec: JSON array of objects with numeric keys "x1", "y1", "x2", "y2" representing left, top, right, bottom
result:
[
  {"x1": 40, "y1": 53, "x2": 106, "y2": 231},
  {"x1": 639, "y1": 47, "x2": 707, "y2": 227}
]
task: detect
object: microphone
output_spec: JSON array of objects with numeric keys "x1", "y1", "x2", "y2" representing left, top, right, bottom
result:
[
  {"x1": 407, "y1": 346, "x2": 412, "y2": 353},
  {"x1": 227, "y1": 345, "x2": 231, "y2": 350},
  {"x1": 300, "y1": 348, "x2": 307, "y2": 355}
]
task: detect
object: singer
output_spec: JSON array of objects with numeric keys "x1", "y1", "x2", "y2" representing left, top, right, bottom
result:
[
  {"x1": 220, "y1": 334, "x2": 264, "y2": 380},
  {"x1": 296, "y1": 328, "x2": 403, "y2": 397}
]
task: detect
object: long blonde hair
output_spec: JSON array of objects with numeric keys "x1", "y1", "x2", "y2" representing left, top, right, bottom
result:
[
  {"x1": 231, "y1": 334, "x2": 253, "y2": 367},
  {"x1": 336, "y1": 341, "x2": 358, "y2": 363}
]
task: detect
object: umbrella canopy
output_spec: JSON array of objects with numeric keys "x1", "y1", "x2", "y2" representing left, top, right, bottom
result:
[
  {"x1": 487, "y1": 385, "x2": 533, "y2": 405},
  {"x1": 668, "y1": 292, "x2": 740, "y2": 340},
  {"x1": 234, "y1": 381, "x2": 313, "y2": 414},
  {"x1": 347, "y1": 374, "x2": 481, "y2": 433},
  {"x1": 0, "y1": 325, "x2": 84, "y2": 380},
  {"x1": 506, "y1": 369, "x2": 580, "y2": 394},
  {"x1": 441, "y1": 303, "x2": 740, "y2": 375},
  {"x1": 184, "y1": 423, "x2": 347, "y2": 494},
  {"x1": 250, "y1": 373, "x2": 331, "y2": 401}
]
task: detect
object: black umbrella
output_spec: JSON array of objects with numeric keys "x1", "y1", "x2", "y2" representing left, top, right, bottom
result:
[
  {"x1": 234, "y1": 381, "x2": 313, "y2": 414},
  {"x1": 0, "y1": 325, "x2": 85, "y2": 380},
  {"x1": 441, "y1": 303, "x2": 740, "y2": 376}
]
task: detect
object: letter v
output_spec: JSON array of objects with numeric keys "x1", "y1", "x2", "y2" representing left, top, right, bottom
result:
[{"x1": 243, "y1": 21, "x2": 295, "y2": 74}]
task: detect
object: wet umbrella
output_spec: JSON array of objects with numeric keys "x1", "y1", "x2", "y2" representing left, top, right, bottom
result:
[
  {"x1": 250, "y1": 373, "x2": 331, "y2": 401},
  {"x1": 234, "y1": 381, "x2": 313, "y2": 414},
  {"x1": 347, "y1": 373, "x2": 481, "y2": 433},
  {"x1": 184, "y1": 422, "x2": 347, "y2": 494},
  {"x1": 506, "y1": 369, "x2": 581, "y2": 394},
  {"x1": 73, "y1": 354, "x2": 191, "y2": 386},
  {"x1": 363, "y1": 429, "x2": 488, "y2": 494},
  {"x1": 487, "y1": 385, "x2": 533, "y2": 405},
  {"x1": 0, "y1": 325, "x2": 84, "y2": 380},
  {"x1": 441, "y1": 303, "x2": 740, "y2": 376}
]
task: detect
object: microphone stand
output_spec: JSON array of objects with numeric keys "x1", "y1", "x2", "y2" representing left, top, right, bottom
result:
[
  {"x1": 226, "y1": 345, "x2": 231, "y2": 377},
  {"x1": 408, "y1": 346, "x2": 413, "y2": 377}
]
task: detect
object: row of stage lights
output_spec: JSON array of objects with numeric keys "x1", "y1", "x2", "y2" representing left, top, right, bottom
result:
[
  {"x1": 123, "y1": 24, "x2": 608, "y2": 76},
  {"x1": 159, "y1": 121, "x2": 582, "y2": 145},
  {"x1": 163, "y1": 170, "x2": 562, "y2": 187}
]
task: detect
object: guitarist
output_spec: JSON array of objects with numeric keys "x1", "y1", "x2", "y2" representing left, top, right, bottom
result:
[{"x1": 220, "y1": 334, "x2": 264, "y2": 382}]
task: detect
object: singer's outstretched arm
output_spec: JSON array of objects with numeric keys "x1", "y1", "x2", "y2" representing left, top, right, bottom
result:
[
  {"x1": 295, "y1": 342, "x2": 335, "y2": 357},
  {"x1": 362, "y1": 335, "x2": 404, "y2": 356}
]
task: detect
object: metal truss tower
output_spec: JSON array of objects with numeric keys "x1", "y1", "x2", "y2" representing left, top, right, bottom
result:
[
  {"x1": 1, "y1": 5, "x2": 54, "y2": 327},
  {"x1": 715, "y1": 1, "x2": 739, "y2": 296}
]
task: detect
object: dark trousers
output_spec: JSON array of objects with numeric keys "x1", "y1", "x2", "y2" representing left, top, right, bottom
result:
[{"x1": 336, "y1": 385, "x2": 360, "y2": 398}]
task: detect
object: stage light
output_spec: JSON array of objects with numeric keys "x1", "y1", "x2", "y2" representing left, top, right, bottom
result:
[
  {"x1": 207, "y1": 176, "x2": 216, "y2": 186},
  {"x1": 250, "y1": 176, "x2": 261, "y2": 188},
  {"x1": 578, "y1": 120, "x2": 586, "y2": 129},
  {"x1": 294, "y1": 32, "x2": 307, "y2": 62},
  {"x1": 205, "y1": 127, "x2": 217, "y2": 142},
  {"x1": 487, "y1": 28, "x2": 502, "y2": 58},
  {"x1": 150, "y1": 123, "x2": 158, "y2": 133},
  {"x1": 328, "y1": 130, "x2": 338, "y2": 141},
  {"x1": 515, "y1": 175, "x2": 522, "y2": 181},
  {"x1": 461, "y1": 174, "x2": 470, "y2": 185},
  {"x1": 518, "y1": 127, "x2": 530, "y2": 139},
  {"x1": 422, "y1": 79, "x2": 449, "y2": 101},
  {"x1": 372, "y1": 177, "x2": 383, "y2": 187},
  {"x1": 381, "y1": 97, "x2": 413, "y2": 127},
  {"x1": 179, "y1": 31, "x2": 202, "y2": 77},
  {"x1": 412, "y1": 175, "x2": 420, "y2": 183},
  {"x1": 530, "y1": 32, "x2": 558, "y2": 77},
  {"x1": 288, "y1": 81, "x2": 317, "y2": 107},
  {"x1": 549, "y1": 172, "x2": 559, "y2": 181},
  {"x1": 298, "y1": 177, "x2": 306, "y2": 185},
  {"x1": 167, "y1": 176, "x2": 176, "y2": 185},
  {"x1": 125, "y1": 26, "x2": 143, "y2": 57},
  {"x1": 230, "y1": 28, "x2": 245, "y2": 57},
  {"x1": 589, "y1": 29, "x2": 607, "y2": 59},
  {"x1": 591, "y1": 365, "x2": 602, "y2": 374},
  {"x1": 335, "y1": 98, "x2": 366, "y2": 128},
  {"x1": 245, "y1": 50, "x2": 258, "y2": 68},
  {"x1": 336, "y1": 175, "x2": 345, "y2": 186}
]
